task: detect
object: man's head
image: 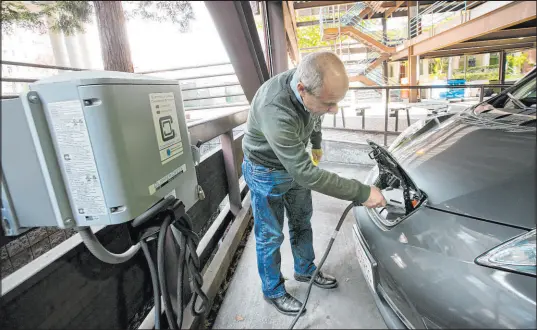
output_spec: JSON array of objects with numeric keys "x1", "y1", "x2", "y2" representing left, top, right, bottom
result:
[{"x1": 295, "y1": 51, "x2": 349, "y2": 115}]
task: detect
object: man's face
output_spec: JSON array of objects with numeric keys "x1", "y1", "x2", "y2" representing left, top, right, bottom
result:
[{"x1": 297, "y1": 74, "x2": 349, "y2": 115}]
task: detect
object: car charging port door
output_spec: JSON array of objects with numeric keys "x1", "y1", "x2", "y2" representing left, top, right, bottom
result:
[{"x1": 366, "y1": 140, "x2": 424, "y2": 216}]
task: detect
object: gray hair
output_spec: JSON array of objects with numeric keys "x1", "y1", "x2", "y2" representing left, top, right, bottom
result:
[{"x1": 295, "y1": 51, "x2": 342, "y2": 96}]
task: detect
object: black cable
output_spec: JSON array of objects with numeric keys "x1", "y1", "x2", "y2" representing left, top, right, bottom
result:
[
  {"x1": 152, "y1": 205, "x2": 209, "y2": 330},
  {"x1": 288, "y1": 202, "x2": 356, "y2": 330},
  {"x1": 157, "y1": 215, "x2": 178, "y2": 330},
  {"x1": 170, "y1": 219, "x2": 187, "y2": 329},
  {"x1": 141, "y1": 240, "x2": 161, "y2": 330},
  {"x1": 135, "y1": 197, "x2": 209, "y2": 330},
  {"x1": 169, "y1": 211, "x2": 210, "y2": 321}
]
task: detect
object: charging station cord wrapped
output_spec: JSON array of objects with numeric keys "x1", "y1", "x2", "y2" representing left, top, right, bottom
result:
[
  {"x1": 77, "y1": 197, "x2": 209, "y2": 330},
  {"x1": 157, "y1": 208, "x2": 209, "y2": 330}
]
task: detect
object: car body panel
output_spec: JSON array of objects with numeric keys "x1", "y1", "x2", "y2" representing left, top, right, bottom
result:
[
  {"x1": 354, "y1": 205, "x2": 537, "y2": 329},
  {"x1": 388, "y1": 115, "x2": 535, "y2": 230},
  {"x1": 351, "y1": 69, "x2": 536, "y2": 329}
]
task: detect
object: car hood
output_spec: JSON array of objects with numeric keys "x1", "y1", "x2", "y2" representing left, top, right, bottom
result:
[{"x1": 390, "y1": 110, "x2": 536, "y2": 230}]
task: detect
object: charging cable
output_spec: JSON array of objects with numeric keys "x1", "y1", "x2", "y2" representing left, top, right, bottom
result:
[{"x1": 288, "y1": 201, "x2": 357, "y2": 329}]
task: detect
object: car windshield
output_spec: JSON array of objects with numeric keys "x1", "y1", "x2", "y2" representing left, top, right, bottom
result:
[{"x1": 468, "y1": 69, "x2": 536, "y2": 130}]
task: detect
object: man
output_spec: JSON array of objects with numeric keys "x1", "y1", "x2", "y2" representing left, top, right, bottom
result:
[{"x1": 242, "y1": 51, "x2": 387, "y2": 316}]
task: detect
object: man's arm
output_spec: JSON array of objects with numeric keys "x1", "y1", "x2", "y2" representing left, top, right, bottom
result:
[{"x1": 260, "y1": 107, "x2": 371, "y2": 203}]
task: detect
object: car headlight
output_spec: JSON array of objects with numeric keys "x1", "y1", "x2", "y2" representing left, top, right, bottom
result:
[{"x1": 475, "y1": 229, "x2": 536, "y2": 276}]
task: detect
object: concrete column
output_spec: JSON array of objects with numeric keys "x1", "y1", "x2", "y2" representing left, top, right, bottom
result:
[
  {"x1": 452, "y1": 56, "x2": 460, "y2": 70},
  {"x1": 382, "y1": 17, "x2": 388, "y2": 85},
  {"x1": 406, "y1": 0, "x2": 419, "y2": 102},
  {"x1": 408, "y1": 50, "x2": 418, "y2": 102},
  {"x1": 46, "y1": 17, "x2": 69, "y2": 66},
  {"x1": 393, "y1": 62, "x2": 401, "y2": 83},
  {"x1": 64, "y1": 33, "x2": 83, "y2": 69},
  {"x1": 422, "y1": 58, "x2": 429, "y2": 76},
  {"x1": 447, "y1": 57, "x2": 453, "y2": 79},
  {"x1": 482, "y1": 53, "x2": 490, "y2": 66},
  {"x1": 499, "y1": 50, "x2": 506, "y2": 84},
  {"x1": 77, "y1": 25, "x2": 92, "y2": 69}
]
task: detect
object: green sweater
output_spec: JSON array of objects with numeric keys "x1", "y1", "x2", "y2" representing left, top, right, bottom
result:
[{"x1": 242, "y1": 69, "x2": 371, "y2": 203}]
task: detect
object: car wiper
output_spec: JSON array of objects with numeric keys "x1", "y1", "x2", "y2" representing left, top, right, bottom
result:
[
  {"x1": 506, "y1": 92, "x2": 527, "y2": 109},
  {"x1": 520, "y1": 118, "x2": 536, "y2": 127}
]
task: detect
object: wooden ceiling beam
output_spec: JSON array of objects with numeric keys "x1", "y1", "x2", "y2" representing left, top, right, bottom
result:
[
  {"x1": 412, "y1": 1, "x2": 536, "y2": 56},
  {"x1": 293, "y1": 1, "x2": 357, "y2": 10},
  {"x1": 384, "y1": 1, "x2": 404, "y2": 18}
]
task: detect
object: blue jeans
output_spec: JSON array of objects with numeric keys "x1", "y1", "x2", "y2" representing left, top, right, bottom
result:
[{"x1": 242, "y1": 157, "x2": 316, "y2": 298}]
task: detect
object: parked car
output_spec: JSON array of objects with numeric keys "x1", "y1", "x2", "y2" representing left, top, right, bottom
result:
[{"x1": 353, "y1": 68, "x2": 536, "y2": 329}]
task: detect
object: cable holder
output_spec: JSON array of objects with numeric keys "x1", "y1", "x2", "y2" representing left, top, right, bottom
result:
[{"x1": 131, "y1": 196, "x2": 209, "y2": 330}]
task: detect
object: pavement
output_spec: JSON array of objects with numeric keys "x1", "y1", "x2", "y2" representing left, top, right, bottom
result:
[{"x1": 212, "y1": 163, "x2": 387, "y2": 329}]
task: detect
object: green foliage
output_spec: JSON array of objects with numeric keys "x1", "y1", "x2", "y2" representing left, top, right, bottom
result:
[
  {"x1": 452, "y1": 71, "x2": 499, "y2": 82},
  {"x1": 48, "y1": 1, "x2": 93, "y2": 35},
  {"x1": 295, "y1": 15, "x2": 333, "y2": 49},
  {"x1": 1, "y1": 1, "x2": 48, "y2": 35},
  {"x1": 124, "y1": 1, "x2": 194, "y2": 33},
  {"x1": 1, "y1": 1, "x2": 195, "y2": 36},
  {"x1": 506, "y1": 53, "x2": 528, "y2": 73},
  {"x1": 1, "y1": 1, "x2": 93, "y2": 35},
  {"x1": 430, "y1": 58, "x2": 447, "y2": 75}
]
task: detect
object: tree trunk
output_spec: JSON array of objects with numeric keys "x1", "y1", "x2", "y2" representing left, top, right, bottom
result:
[{"x1": 93, "y1": 1, "x2": 134, "y2": 72}]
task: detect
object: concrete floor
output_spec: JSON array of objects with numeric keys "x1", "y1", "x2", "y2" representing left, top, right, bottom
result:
[{"x1": 213, "y1": 163, "x2": 387, "y2": 329}]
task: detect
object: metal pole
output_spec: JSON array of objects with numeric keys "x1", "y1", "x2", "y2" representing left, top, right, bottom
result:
[
  {"x1": 266, "y1": 1, "x2": 288, "y2": 75},
  {"x1": 261, "y1": 1, "x2": 274, "y2": 77},
  {"x1": 382, "y1": 17, "x2": 388, "y2": 85},
  {"x1": 384, "y1": 89, "x2": 389, "y2": 147},
  {"x1": 479, "y1": 86, "x2": 485, "y2": 103},
  {"x1": 464, "y1": 55, "x2": 468, "y2": 83},
  {"x1": 499, "y1": 50, "x2": 506, "y2": 84},
  {"x1": 220, "y1": 130, "x2": 242, "y2": 215}
]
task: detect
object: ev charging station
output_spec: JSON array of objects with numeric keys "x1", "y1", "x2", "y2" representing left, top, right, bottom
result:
[{"x1": 1, "y1": 71, "x2": 208, "y2": 329}]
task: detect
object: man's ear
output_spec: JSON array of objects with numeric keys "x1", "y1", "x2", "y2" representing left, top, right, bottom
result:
[{"x1": 297, "y1": 82, "x2": 307, "y2": 96}]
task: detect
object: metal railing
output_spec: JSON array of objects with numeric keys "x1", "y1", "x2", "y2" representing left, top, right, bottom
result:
[
  {"x1": 1, "y1": 60, "x2": 247, "y2": 111},
  {"x1": 339, "y1": 2, "x2": 406, "y2": 46},
  {"x1": 325, "y1": 0, "x2": 492, "y2": 48},
  {"x1": 409, "y1": 1, "x2": 468, "y2": 38},
  {"x1": 336, "y1": 83, "x2": 515, "y2": 146}
]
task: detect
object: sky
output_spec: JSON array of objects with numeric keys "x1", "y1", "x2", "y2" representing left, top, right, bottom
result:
[{"x1": 125, "y1": 2, "x2": 231, "y2": 72}]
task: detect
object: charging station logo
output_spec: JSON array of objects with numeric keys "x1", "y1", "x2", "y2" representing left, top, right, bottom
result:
[
  {"x1": 159, "y1": 115, "x2": 176, "y2": 141},
  {"x1": 150, "y1": 92, "x2": 184, "y2": 165}
]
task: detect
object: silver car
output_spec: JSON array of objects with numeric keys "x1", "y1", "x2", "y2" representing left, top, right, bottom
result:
[{"x1": 353, "y1": 68, "x2": 536, "y2": 329}]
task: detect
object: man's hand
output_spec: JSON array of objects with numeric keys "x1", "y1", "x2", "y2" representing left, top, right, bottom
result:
[
  {"x1": 362, "y1": 185, "x2": 387, "y2": 208},
  {"x1": 311, "y1": 149, "x2": 323, "y2": 166}
]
